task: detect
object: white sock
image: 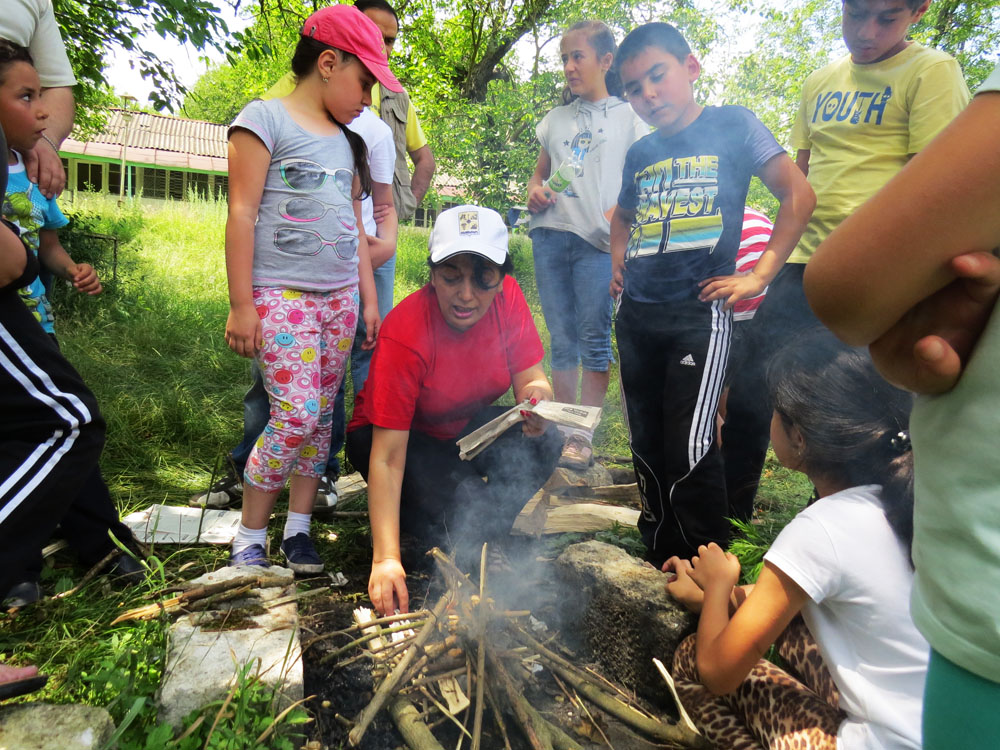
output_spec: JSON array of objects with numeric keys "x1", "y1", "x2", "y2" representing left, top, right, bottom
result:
[
  {"x1": 232, "y1": 524, "x2": 267, "y2": 555},
  {"x1": 284, "y1": 511, "x2": 311, "y2": 540}
]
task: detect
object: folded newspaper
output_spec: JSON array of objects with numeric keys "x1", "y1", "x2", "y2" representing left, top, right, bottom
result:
[{"x1": 457, "y1": 400, "x2": 602, "y2": 460}]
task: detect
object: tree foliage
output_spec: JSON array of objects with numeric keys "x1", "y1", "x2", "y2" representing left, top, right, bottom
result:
[
  {"x1": 178, "y1": 0, "x2": 1000, "y2": 211},
  {"x1": 54, "y1": 0, "x2": 232, "y2": 114}
]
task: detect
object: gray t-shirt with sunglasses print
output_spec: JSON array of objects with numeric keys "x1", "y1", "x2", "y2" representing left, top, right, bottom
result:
[{"x1": 230, "y1": 98, "x2": 360, "y2": 292}]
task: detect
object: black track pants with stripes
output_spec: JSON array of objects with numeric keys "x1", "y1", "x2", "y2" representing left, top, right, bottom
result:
[
  {"x1": 616, "y1": 296, "x2": 732, "y2": 567},
  {"x1": 0, "y1": 291, "x2": 106, "y2": 596}
]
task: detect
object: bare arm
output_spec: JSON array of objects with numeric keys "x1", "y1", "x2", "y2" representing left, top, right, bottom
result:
[
  {"x1": 0, "y1": 222, "x2": 28, "y2": 288},
  {"x1": 353, "y1": 185, "x2": 381, "y2": 351},
  {"x1": 795, "y1": 148, "x2": 810, "y2": 177},
  {"x1": 804, "y1": 91, "x2": 1000, "y2": 392},
  {"x1": 366, "y1": 181, "x2": 398, "y2": 269},
  {"x1": 691, "y1": 551, "x2": 808, "y2": 695},
  {"x1": 408, "y1": 145, "x2": 435, "y2": 207},
  {"x1": 26, "y1": 86, "x2": 74, "y2": 198},
  {"x1": 367, "y1": 426, "x2": 411, "y2": 615},
  {"x1": 526, "y1": 148, "x2": 556, "y2": 214},
  {"x1": 38, "y1": 229, "x2": 101, "y2": 295},
  {"x1": 610, "y1": 204, "x2": 634, "y2": 299},
  {"x1": 698, "y1": 153, "x2": 815, "y2": 309},
  {"x1": 224, "y1": 130, "x2": 269, "y2": 358}
]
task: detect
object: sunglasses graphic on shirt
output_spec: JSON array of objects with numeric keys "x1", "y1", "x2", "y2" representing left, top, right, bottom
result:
[
  {"x1": 274, "y1": 227, "x2": 358, "y2": 260},
  {"x1": 278, "y1": 196, "x2": 356, "y2": 229},
  {"x1": 279, "y1": 159, "x2": 354, "y2": 197}
]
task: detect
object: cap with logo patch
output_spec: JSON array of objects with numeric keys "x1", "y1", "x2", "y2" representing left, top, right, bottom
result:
[{"x1": 428, "y1": 205, "x2": 509, "y2": 266}]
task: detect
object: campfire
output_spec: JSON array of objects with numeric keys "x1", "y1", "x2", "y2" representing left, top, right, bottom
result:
[{"x1": 324, "y1": 546, "x2": 709, "y2": 750}]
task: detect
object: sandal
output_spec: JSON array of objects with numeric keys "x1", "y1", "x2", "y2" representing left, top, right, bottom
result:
[{"x1": 559, "y1": 434, "x2": 594, "y2": 471}]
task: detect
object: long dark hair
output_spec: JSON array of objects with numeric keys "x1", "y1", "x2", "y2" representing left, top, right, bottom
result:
[
  {"x1": 767, "y1": 331, "x2": 915, "y2": 563},
  {"x1": 560, "y1": 20, "x2": 622, "y2": 104},
  {"x1": 290, "y1": 35, "x2": 372, "y2": 199}
]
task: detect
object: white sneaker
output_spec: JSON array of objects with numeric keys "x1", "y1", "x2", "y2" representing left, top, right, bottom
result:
[
  {"x1": 189, "y1": 468, "x2": 243, "y2": 509},
  {"x1": 313, "y1": 475, "x2": 339, "y2": 514}
]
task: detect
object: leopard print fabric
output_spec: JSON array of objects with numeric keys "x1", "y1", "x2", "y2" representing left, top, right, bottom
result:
[{"x1": 672, "y1": 618, "x2": 846, "y2": 749}]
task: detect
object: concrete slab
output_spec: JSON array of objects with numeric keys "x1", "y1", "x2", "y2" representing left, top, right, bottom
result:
[
  {"x1": 0, "y1": 703, "x2": 114, "y2": 749},
  {"x1": 157, "y1": 565, "x2": 304, "y2": 729}
]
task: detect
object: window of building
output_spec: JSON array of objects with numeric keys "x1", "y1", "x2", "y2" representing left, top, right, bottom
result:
[
  {"x1": 212, "y1": 175, "x2": 229, "y2": 199},
  {"x1": 76, "y1": 161, "x2": 103, "y2": 193},
  {"x1": 188, "y1": 172, "x2": 210, "y2": 199},
  {"x1": 168, "y1": 171, "x2": 184, "y2": 201},
  {"x1": 141, "y1": 167, "x2": 167, "y2": 199},
  {"x1": 108, "y1": 164, "x2": 136, "y2": 196}
]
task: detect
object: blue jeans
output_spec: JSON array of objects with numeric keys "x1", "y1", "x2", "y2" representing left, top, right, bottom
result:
[
  {"x1": 232, "y1": 256, "x2": 397, "y2": 478},
  {"x1": 530, "y1": 228, "x2": 613, "y2": 371}
]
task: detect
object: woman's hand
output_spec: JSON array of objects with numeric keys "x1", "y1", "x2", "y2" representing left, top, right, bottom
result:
[
  {"x1": 663, "y1": 556, "x2": 704, "y2": 613},
  {"x1": 689, "y1": 543, "x2": 741, "y2": 592},
  {"x1": 225, "y1": 304, "x2": 262, "y2": 358},
  {"x1": 369, "y1": 557, "x2": 409, "y2": 615}
]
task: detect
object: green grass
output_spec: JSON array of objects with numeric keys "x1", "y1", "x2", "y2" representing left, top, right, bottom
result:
[{"x1": 0, "y1": 193, "x2": 811, "y2": 743}]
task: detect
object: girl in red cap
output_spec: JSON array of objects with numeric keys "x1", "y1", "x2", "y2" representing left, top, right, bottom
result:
[{"x1": 224, "y1": 5, "x2": 402, "y2": 573}]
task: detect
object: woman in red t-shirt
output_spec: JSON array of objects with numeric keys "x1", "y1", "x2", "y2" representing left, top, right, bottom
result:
[{"x1": 346, "y1": 206, "x2": 562, "y2": 615}]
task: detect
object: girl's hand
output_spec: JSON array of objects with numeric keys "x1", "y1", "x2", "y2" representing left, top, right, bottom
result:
[
  {"x1": 869, "y1": 251, "x2": 1000, "y2": 394},
  {"x1": 361, "y1": 303, "x2": 380, "y2": 351},
  {"x1": 689, "y1": 543, "x2": 741, "y2": 591},
  {"x1": 225, "y1": 304, "x2": 263, "y2": 358},
  {"x1": 69, "y1": 263, "x2": 102, "y2": 295},
  {"x1": 663, "y1": 556, "x2": 704, "y2": 613},
  {"x1": 698, "y1": 272, "x2": 766, "y2": 310},
  {"x1": 369, "y1": 557, "x2": 409, "y2": 615},
  {"x1": 527, "y1": 185, "x2": 557, "y2": 214}
]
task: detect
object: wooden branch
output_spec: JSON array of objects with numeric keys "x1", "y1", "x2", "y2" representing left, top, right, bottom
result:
[
  {"x1": 545, "y1": 661, "x2": 710, "y2": 749},
  {"x1": 320, "y1": 621, "x2": 424, "y2": 663},
  {"x1": 485, "y1": 682, "x2": 513, "y2": 750},
  {"x1": 471, "y1": 544, "x2": 488, "y2": 750},
  {"x1": 390, "y1": 696, "x2": 447, "y2": 750},
  {"x1": 486, "y1": 649, "x2": 550, "y2": 750},
  {"x1": 55, "y1": 549, "x2": 118, "y2": 599},
  {"x1": 522, "y1": 701, "x2": 583, "y2": 750},
  {"x1": 349, "y1": 594, "x2": 451, "y2": 747}
]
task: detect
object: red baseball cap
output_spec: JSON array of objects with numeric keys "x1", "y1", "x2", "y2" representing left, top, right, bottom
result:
[{"x1": 302, "y1": 5, "x2": 403, "y2": 93}]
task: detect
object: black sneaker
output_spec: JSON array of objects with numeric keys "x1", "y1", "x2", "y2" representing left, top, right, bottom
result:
[
  {"x1": 2, "y1": 581, "x2": 42, "y2": 609},
  {"x1": 280, "y1": 533, "x2": 324, "y2": 575},
  {"x1": 312, "y1": 475, "x2": 339, "y2": 514},
  {"x1": 190, "y1": 461, "x2": 243, "y2": 509}
]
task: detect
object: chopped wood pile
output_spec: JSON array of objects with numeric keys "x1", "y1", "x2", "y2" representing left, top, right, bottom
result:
[{"x1": 325, "y1": 546, "x2": 709, "y2": 750}]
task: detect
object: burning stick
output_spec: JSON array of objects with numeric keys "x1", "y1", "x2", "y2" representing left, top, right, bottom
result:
[
  {"x1": 349, "y1": 594, "x2": 452, "y2": 747},
  {"x1": 470, "y1": 544, "x2": 488, "y2": 750}
]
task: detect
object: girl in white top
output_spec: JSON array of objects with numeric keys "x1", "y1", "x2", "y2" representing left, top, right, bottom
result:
[
  {"x1": 666, "y1": 332, "x2": 928, "y2": 749},
  {"x1": 525, "y1": 20, "x2": 647, "y2": 468}
]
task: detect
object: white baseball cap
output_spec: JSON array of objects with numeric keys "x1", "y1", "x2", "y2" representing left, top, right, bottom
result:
[{"x1": 428, "y1": 205, "x2": 509, "y2": 266}]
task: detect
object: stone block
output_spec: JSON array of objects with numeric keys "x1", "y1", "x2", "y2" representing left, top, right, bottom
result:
[
  {"x1": 0, "y1": 703, "x2": 114, "y2": 749},
  {"x1": 554, "y1": 540, "x2": 696, "y2": 704},
  {"x1": 157, "y1": 565, "x2": 304, "y2": 729}
]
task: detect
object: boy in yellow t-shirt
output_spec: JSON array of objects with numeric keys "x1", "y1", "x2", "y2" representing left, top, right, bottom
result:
[{"x1": 722, "y1": 0, "x2": 970, "y2": 519}]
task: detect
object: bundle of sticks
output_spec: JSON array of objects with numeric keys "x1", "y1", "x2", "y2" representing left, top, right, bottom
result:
[{"x1": 323, "y1": 547, "x2": 710, "y2": 750}]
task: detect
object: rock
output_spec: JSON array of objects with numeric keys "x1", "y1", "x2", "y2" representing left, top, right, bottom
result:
[
  {"x1": 157, "y1": 565, "x2": 304, "y2": 729},
  {"x1": 554, "y1": 540, "x2": 696, "y2": 704},
  {"x1": 0, "y1": 703, "x2": 114, "y2": 749}
]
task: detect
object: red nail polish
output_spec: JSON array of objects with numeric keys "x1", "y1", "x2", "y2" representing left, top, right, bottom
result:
[{"x1": 530, "y1": 397, "x2": 538, "y2": 405}]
